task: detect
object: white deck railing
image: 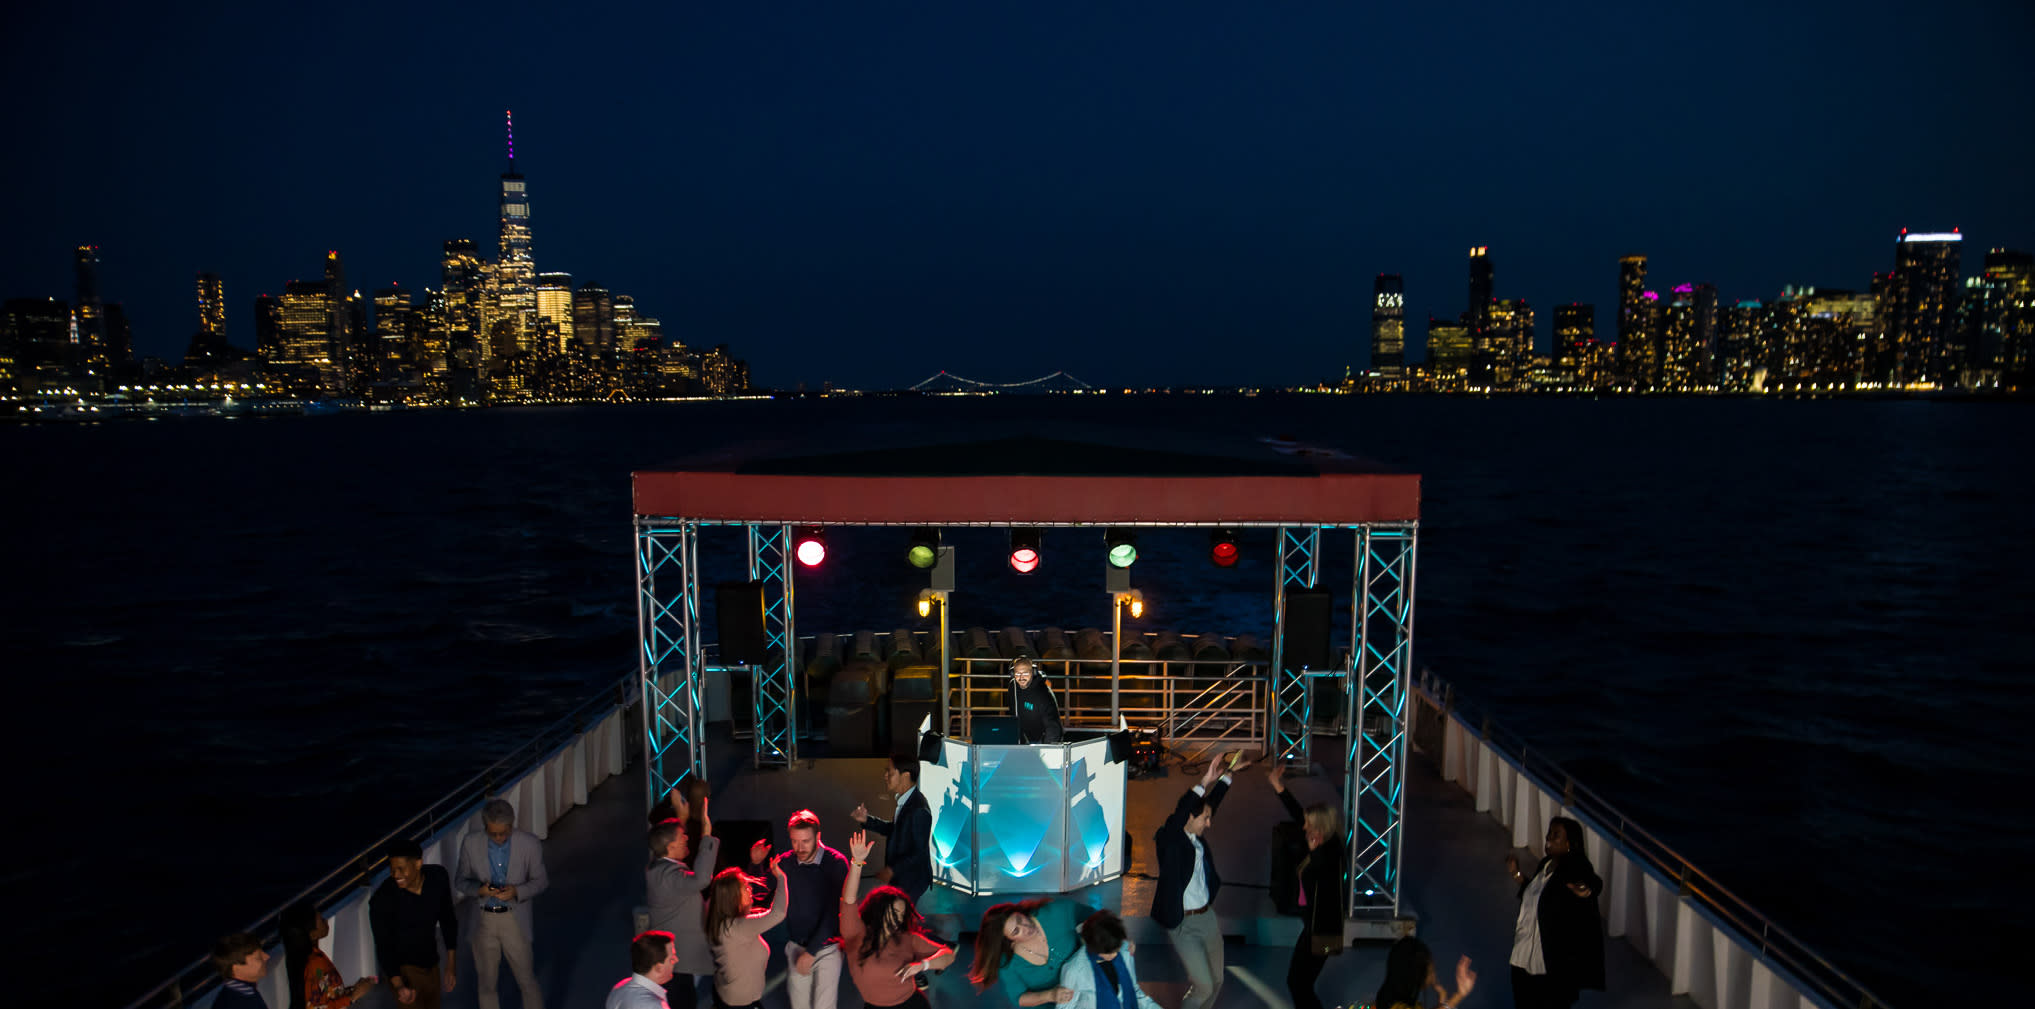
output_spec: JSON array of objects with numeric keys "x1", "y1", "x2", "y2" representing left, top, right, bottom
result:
[
  {"x1": 123, "y1": 673, "x2": 637, "y2": 1009},
  {"x1": 1413, "y1": 670, "x2": 1895, "y2": 1009}
]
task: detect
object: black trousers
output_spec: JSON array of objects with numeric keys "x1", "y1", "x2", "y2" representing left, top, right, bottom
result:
[
  {"x1": 1511, "y1": 965, "x2": 1580, "y2": 1009},
  {"x1": 1286, "y1": 929, "x2": 1329, "y2": 1009}
]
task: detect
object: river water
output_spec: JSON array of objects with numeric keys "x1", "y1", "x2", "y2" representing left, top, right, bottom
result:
[{"x1": 4, "y1": 395, "x2": 2029, "y2": 1008}]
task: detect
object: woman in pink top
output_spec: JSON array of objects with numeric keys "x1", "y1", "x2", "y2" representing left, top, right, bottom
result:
[
  {"x1": 839, "y1": 831, "x2": 954, "y2": 1009},
  {"x1": 703, "y1": 859, "x2": 789, "y2": 1009}
]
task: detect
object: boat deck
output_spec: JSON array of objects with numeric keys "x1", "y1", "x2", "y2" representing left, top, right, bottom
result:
[{"x1": 427, "y1": 727, "x2": 1685, "y2": 1009}]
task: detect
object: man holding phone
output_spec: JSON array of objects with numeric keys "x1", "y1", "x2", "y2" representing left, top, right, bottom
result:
[
  {"x1": 1150, "y1": 750, "x2": 1250, "y2": 1009},
  {"x1": 454, "y1": 799, "x2": 548, "y2": 1009}
]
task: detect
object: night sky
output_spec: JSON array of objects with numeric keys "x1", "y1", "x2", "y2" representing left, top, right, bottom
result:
[{"x1": 5, "y1": 1, "x2": 2032, "y2": 389}]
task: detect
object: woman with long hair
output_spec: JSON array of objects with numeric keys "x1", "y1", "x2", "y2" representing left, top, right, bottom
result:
[
  {"x1": 1503, "y1": 816, "x2": 1605, "y2": 1009},
  {"x1": 968, "y1": 897, "x2": 1093, "y2": 1007},
  {"x1": 1372, "y1": 935, "x2": 1477, "y2": 1009},
  {"x1": 1269, "y1": 763, "x2": 1347, "y2": 1009},
  {"x1": 703, "y1": 859, "x2": 790, "y2": 1009},
  {"x1": 836, "y1": 831, "x2": 954, "y2": 1009},
  {"x1": 278, "y1": 902, "x2": 386, "y2": 1009}
]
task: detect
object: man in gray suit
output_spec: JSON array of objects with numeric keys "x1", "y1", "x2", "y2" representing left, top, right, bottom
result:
[
  {"x1": 646, "y1": 798, "x2": 720, "y2": 1009},
  {"x1": 454, "y1": 798, "x2": 549, "y2": 1009}
]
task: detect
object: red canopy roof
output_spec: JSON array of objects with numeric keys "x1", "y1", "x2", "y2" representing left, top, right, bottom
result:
[{"x1": 633, "y1": 429, "x2": 1418, "y2": 525}]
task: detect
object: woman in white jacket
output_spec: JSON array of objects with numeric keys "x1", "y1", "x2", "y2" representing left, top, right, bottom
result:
[{"x1": 1054, "y1": 910, "x2": 1162, "y2": 1009}]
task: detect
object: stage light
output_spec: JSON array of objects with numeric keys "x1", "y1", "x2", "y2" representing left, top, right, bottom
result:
[
  {"x1": 1008, "y1": 528, "x2": 1042, "y2": 574},
  {"x1": 1105, "y1": 529, "x2": 1138, "y2": 568},
  {"x1": 906, "y1": 527, "x2": 940, "y2": 569},
  {"x1": 1210, "y1": 528, "x2": 1239, "y2": 568},
  {"x1": 794, "y1": 527, "x2": 827, "y2": 567}
]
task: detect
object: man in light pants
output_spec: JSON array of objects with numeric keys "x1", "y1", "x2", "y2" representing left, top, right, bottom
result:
[
  {"x1": 1150, "y1": 753, "x2": 1246, "y2": 1009},
  {"x1": 766, "y1": 809, "x2": 850, "y2": 1009},
  {"x1": 455, "y1": 798, "x2": 549, "y2": 1009}
]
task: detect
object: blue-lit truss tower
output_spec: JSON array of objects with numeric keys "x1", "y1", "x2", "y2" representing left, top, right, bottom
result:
[{"x1": 631, "y1": 427, "x2": 1420, "y2": 925}]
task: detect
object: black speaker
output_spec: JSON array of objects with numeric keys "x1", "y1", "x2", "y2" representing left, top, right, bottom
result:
[
  {"x1": 716, "y1": 582, "x2": 769, "y2": 666},
  {"x1": 1281, "y1": 589, "x2": 1333, "y2": 672},
  {"x1": 917, "y1": 731, "x2": 943, "y2": 765}
]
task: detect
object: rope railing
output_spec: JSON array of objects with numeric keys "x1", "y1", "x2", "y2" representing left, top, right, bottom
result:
[
  {"x1": 1413, "y1": 668, "x2": 1897, "y2": 1009},
  {"x1": 120, "y1": 669, "x2": 640, "y2": 1009}
]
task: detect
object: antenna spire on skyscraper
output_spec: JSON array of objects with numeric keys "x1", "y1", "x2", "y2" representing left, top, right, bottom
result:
[{"x1": 506, "y1": 109, "x2": 515, "y2": 168}]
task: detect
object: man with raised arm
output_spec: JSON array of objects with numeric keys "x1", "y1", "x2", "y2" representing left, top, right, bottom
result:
[{"x1": 1150, "y1": 750, "x2": 1248, "y2": 1009}]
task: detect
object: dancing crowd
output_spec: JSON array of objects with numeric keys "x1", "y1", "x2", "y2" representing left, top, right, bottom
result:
[{"x1": 206, "y1": 665, "x2": 1606, "y2": 1009}]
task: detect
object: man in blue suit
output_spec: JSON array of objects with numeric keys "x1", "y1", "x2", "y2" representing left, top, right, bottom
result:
[
  {"x1": 454, "y1": 798, "x2": 549, "y2": 1009},
  {"x1": 852, "y1": 752, "x2": 934, "y2": 901},
  {"x1": 1150, "y1": 752, "x2": 1247, "y2": 1009}
]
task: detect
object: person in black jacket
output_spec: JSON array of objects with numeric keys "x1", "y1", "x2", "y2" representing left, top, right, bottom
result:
[
  {"x1": 1503, "y1": 816, "x2": 1605, "y2": 1009},
  {"x1": 1270, "y1": 763, "x2": 1346, "y2": 1009},
  {"x1": 1151, "y1": 750, "x2": 1248, "y2": 1009},
  {"x1": 852, "y1": 753, "x2": 934, "y2": 901},
  {"x1": 1008, "y1": 657, "x2": 1063, "y2": 743}
]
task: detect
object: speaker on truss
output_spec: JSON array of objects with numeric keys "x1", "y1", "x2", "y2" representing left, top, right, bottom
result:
[
  {"x1": 716, "y1": 581, "x2": 769, "y2": 666},
  {"x1": 1281, "y1": 588, "x2": 1333, "y2": 672}
]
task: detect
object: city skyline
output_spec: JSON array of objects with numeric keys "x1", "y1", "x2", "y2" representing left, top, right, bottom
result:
[{"x1": 3, "y1": 2, "x2": 2033, "y2": 389}]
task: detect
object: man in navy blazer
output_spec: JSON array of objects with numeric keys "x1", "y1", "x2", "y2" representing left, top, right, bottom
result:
[
  {"x1": 852, "y1": 752, "x2": 934, "y2": 901},
  {"x1": 454, "y1": 798, "x2": 549, "y2": 1009},
  {"x1": 1150, "y1": 752, "x2": 1247, "y2": 1009}
]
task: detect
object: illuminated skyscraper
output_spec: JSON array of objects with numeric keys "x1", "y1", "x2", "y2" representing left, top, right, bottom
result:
[
  {"x1": 374, "y1": 284, "x2": 414, "y2": 377},
  {"x1": 1659, "y1": 282, "x2": 1718, "y2": 389},
  {"x1": 1978, "y1": 250, "x2": 2033, "y2": 382},
  {"x1": 274, "y1": 279, "x2": 340, "y2": 392},
  {"x1": 496, "y1": 111, "x2": 536, "y2": 357},
  {"x1": 572, "y1": 282, "x2": 615, "y2": 357},
  {"x1": 535, "y1": 271, "x2": 575, "y2": 350},
  {"x1": 1553, "y1": 304, "x2": 1595, "y2": 385},
  {"x1": 195, "y1": 272, "x2": 227, "y2": 345},
  {"x1": 441, "y1": 239, "x2": 486, "y2": 358},
  {"x1": 2, "y1": 297, "x2": 73, "y2": 383},
  {"x1": 1426, "y1": 317, "x2": 1473, "y2": 381},
  {"x1": 1616, "y1": 255, "x2": 1648, "y2": 386},
  {"x1": 1882, "y1": 230, "x2": 1963, "y2": 384},
  {"x1": 253, "y1": 294, "x2": 281, "y2": 366},
  {"x1": 1466, "y1": 247, "x2": 1493, "y2": 333},
  {"x1": 1370, "y1": 274, "x2": 1405, "y2": 379}
]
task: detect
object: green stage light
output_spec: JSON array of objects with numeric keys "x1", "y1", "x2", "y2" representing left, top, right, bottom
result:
[
  {"x1": 906, "y1": 527, "x2": 940, "y2": 569},
  {"x1": 1105, "y1": 529, "x2": 1138, "y2": 568}
]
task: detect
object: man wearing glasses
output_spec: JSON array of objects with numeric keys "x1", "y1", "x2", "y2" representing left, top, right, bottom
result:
[{"x1": 1009, "y1": 657, "x2": 1063, "y2": 744}]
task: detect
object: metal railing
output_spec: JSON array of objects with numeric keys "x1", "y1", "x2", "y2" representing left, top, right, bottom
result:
[
  {"x1": 1412, "y1": 669, "x2": 1897, "y2": 1009},
  {"x1": 944, "y1": 654, "x2": 1273, "y2": 763},
  {"x1": 121, "y1": 670, "x2": 640, "y2": 1009}
]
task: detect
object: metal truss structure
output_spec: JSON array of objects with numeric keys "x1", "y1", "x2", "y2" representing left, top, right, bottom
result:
[
  {"x1": 636, "y1": 520, "x2": 702, "y2": 807},
  {"x1": 637, "y1": 516, "x2": 1417, "y2": 918},
  {"x1": 1270, "y1": 525, "x2": 1321, "y2": 768},
  {"x1": 1345, "y1": 525, "x2": 1418, "y2": 918},
  {"x1": 747, "y1": 524, "x2": 797, "y2": 767}
]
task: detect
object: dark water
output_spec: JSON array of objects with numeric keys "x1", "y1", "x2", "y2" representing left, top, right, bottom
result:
[{"x1": 4, "y1": 397, "x2": 2030, "y2": 1008}]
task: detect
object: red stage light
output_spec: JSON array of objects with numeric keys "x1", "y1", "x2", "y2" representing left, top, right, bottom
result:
[
  {"x1": 1008, "y1": 528, "x2": 1042, "y2": 574},
  {"x1": 1210, "y1": 529, "x2": 1239, "y2": 567},
  {"x1": 795, "y1": 528, "x2": 827, "y2": 567}
]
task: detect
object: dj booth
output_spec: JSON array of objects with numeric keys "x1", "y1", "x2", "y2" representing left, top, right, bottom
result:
[{"x1": 918, "y1": 719, "x2": 1128, "y2": 895}]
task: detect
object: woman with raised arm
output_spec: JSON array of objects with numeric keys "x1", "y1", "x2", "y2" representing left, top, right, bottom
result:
[
  {"x1": 1502, "y1": 816, "x2": 1604, "y2": 1009},
  {"x1": 704, "y1": 858, "x2": 790, "y2": 1009},
  {"x1": 1269, "y1": 763, "x2": 1348, "y2": 1009},
  {"x1": 838, "y1": 831, "x2": 954, "y2": 1009},
  {"x1": 1373, "y1": 935, "x2": 1477, "y2": 1009},
  {"x1": 968, "y1": 896, "x2": 1093, "y2": 1007}
]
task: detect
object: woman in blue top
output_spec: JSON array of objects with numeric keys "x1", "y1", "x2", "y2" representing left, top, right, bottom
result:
[{"x1": 969, "y1": 898, "x2": 1095, "y2": 1006}]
